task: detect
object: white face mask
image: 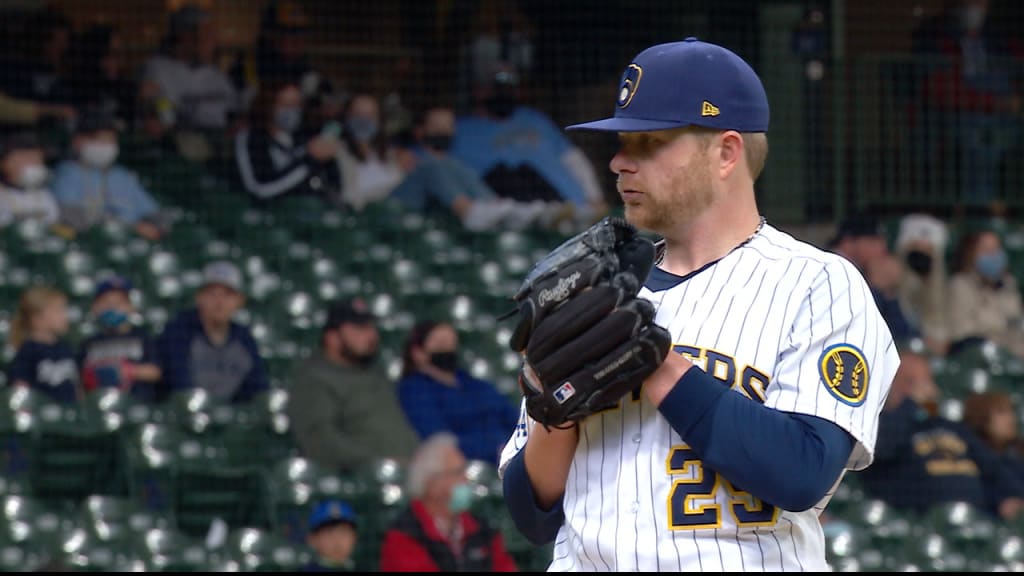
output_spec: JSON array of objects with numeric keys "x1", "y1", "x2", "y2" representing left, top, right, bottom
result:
[
  {"x1": 17, "y1": 164, "x2": 49, "y2": 190},
  {"x1": 80, "y1": 141, "x2": 119, "y2": 169}
]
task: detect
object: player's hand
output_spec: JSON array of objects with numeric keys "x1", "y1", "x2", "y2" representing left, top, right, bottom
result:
[{"x1": 641, "y1": 351, "x2": 695, "y2": 407}]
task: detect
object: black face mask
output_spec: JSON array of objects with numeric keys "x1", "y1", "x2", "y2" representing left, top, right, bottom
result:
[
  {"x1": 341, "y1": 348, "x2": 377, "y2": 368},
  {"x1": 485, "y1": 91, "x2": 518, "y2": 119},
  {"x1": 423, "y1": 134, "x2": 453, "y2": 152},
  {"x1": 429, "y1": 351, "x2": 458, "y2": 373},
  {"x1": 906, "y1": 250, "x2": 933, "y2": 276}
]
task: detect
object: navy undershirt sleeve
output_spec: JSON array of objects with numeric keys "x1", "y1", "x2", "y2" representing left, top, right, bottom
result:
[
  {"x1": 502, "y1": 449, "x2": 566, "y2": 545},
  {"x1": 658, "y1": 367, "x2": 855, "y2": 512}
]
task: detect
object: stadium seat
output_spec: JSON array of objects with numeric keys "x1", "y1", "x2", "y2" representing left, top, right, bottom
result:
[
  {"x1": 171, "y1": 464, "x2": 273, "y2": 539},
  {"x1": 80, "y1": 388, "x2": 154, "y2": 433},
  {"x1": 924, "y1": 500, "x2": 997, "y2": 557},
  {"x1": 123, "y1": 423, "x2": 225, "y2": 512},
  {"x1": 79, "y1": 494, "x2": 170, "y2": 545},
  {"x1": 0, "y1": 494, "x2": 73, "y2": 551},
  {"x1": 133, "y1": 527, "x2": 210, "y2": 572},
  {"x1": 221, "y1": 526, "x2": 312, "y2": 572},
  {"x1": 28, "y1": 417, "x2": 132, "y2": 508}
]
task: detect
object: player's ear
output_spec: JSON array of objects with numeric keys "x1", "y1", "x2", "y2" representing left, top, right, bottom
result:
[{"x1": 715, "y1": 130, "x2": 744, "y2": 180}]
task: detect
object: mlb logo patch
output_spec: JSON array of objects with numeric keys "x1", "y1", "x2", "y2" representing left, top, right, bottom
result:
[{"x1": 553, "y1": 382, "x2": 576, "y2": 404}]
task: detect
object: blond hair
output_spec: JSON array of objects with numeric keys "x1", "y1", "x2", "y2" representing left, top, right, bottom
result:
[{"x1": 9, "y1": 285, "x2": 65, "y2": 349}]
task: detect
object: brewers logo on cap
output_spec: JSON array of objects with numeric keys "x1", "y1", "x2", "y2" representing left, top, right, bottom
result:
[
  {"x1": 617, "y1": 64, "x2": 643, "y2": 108},
  {"x1": 818, "y1": 344, "x2": 869, "y2": 406}
]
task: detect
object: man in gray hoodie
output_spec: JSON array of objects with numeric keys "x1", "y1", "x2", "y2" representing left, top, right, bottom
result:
[{"x1": 287, "y1": 297, "x2": 420, "y2": 473}]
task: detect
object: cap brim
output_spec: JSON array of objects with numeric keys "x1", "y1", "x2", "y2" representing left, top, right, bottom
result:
[{"x1": 565, "y1": 117, "x2": 688, "y2": 132}]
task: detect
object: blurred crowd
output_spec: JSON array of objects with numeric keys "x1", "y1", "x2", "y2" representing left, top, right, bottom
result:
[
  {"x1": 826, "y1": 210, "x2": 1024, "y2": 527},
  {"x1": 0, "y1": 0, "x2": 610, "y2": 240}
]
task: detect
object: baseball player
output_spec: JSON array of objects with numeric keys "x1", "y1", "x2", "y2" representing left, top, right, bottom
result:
[{"x1": 497, "y1": 37, "x2": 900, "y2": 571}]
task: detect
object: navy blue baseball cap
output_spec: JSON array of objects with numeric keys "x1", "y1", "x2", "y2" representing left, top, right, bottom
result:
[
  {"x1": 94, "y1": 276, "x2": 134, "y2": 300},
  {"x1": 308, "y1": 499, "x2": 358, "y2": 532},
  {"x1": 566, "y1": 37, "x2": 769, "y2": 133}
]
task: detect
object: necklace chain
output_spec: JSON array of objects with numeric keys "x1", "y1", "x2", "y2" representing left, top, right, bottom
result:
[{"x1": 655, "y1": 215, "x2": 766, "y2": 266}]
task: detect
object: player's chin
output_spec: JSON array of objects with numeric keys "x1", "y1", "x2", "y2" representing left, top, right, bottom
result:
[{"x1": 622, "y1": 205, "x2": 656, "y2": 231}]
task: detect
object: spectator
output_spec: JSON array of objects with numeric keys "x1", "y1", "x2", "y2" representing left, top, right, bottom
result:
[
  {"x1": 827, "y1": 213, "x2": 890, "y2": 274},
  {"x1": 234, "y1": 79, "x2": 348, "y2": 205},
  {"x1": 255, "y1": 0, "x2": 316, "y2": 88},
  {"x1": 948, "y1": 229, "x2": 1024, "y2": 357},
  {"x1": 155, "y1": 260, "x2": 269, "y2": 404},
  {"x1": 0, "y1": 91, "x2": 74, "y2": 129},
  {"x1": 392, "y1": 103, "x2": 548, "y2": 231},
  {"x1": 454, "y1": 0, "x2": 535, "y2": 114},
  {"x1": 397, "y1": 321, "x2": 518, "y2": 466},
  {"x1": 451, "y1": 60, "x2": 608, "y2": 230},
  {"x1": 379, "y1": 432, "x2": 517, "y2": 572},
  {"x1": 287, "y1": 298, "x2": 420, "y2": 474},
  {"x1": 911, "y1": 0, "x2": 1023, "y2": 210},
  {"x1": 77, "y1": 276, "x2": 161, "y2": 401},
  {"x1": 865, "y1": 252, "x2": 922, "y2": 344},
  {"x1": 894, "y1": 213, "x2": 951, "y2": 355},
  {"x1": 338, "y1": 93, "x2": 405, "y2": 211},
  {"x1": 859, "y1": 350, "x2": 1024, "y2": 520},
  {"x1": 51, "y1": 112, "x2": 169, "y2": 241},
  {"x1": 303, "y1": 499, "x2": 359, "y2": 572},
  {"x1": 964, "y1": 391, "x2": 1024, "y2": 483},
  {"x1": 139, "y1": 3, "x2": 239, "y2": 161},
  {"x1": 65, "y1": 25, "x2": 137, "y2": 126},
  {"x1": 0, "y1": 131, "x2": 59, "y2": 228},
  {"x1": 0, "y1": 8, "x2": 73, "y2": 105},
  {"x1": 6, "y1": 285, "x2": 79, "y2": 405}
]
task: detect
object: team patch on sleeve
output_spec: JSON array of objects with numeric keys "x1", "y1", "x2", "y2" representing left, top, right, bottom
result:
[{"x1": 818, "y1": 343, "x2": 869, "y2": 406}]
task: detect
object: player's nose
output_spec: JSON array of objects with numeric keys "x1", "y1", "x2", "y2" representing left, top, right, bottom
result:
[{"x1": 609, "y1": 150, "x2": 637, "y2": 175}]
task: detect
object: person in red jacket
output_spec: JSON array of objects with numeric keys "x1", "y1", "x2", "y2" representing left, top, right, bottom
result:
[{"x1": 379, "y1": 432, "x2": 517, "y2": 572}]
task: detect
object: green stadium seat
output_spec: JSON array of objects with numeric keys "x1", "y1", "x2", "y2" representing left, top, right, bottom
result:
[
  {"x1": 79, "y1": 494, "x2": 170, "y2": 545},
  {"x1": 0, "y1": 494, "x2": 73, "y2": 551},
  {"x1": 123, "y1": 423, "x2": 225, "y2": 513},
  {"x1": 171, "y1": 464, "x2": 273, "y2": 539},
  {"x1": 924, "y1": 500, "x2": 997, "y2": 557},
  {"x1": 28, "y1": 416, "x2": 132, "y2": 508},
  {"x1": 81, "y1": 388, "x2": 154, "y2": 433},
  {"x1": 58, "y1": 524, "x2": 146, "y2": 572},
  {"x1": 133, "y1": 527, "x2": 210, "y2": 572},
  {"x1": 222, "y1": 526, "x2": 312, "y2": 572}
]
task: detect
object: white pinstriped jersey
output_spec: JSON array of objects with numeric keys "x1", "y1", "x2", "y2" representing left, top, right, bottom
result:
[{"x1": 499, "y1": 223, "x2": 900, "y2": 572}]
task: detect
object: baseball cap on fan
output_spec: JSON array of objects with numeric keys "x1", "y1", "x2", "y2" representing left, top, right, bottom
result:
[{"x1": 566, "y1": 37, "x2": 769, "y2": 133}]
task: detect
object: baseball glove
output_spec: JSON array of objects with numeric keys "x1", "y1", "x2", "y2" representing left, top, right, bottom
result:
[{"x1": 504, "y1": 216, "x2": 672, "y2": 429}]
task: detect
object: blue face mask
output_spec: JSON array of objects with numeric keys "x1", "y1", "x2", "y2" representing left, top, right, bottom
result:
[
  {"x1": 976, "y1": 250, "x2": 1007, "y2": 282},
  {"x1": 345, "y1": 117, "x2": 379, "y2": 143},
  {"x1": 274, "y1": 107, "x2": 303, "y2": 134},
  {"x1": 448, "y1": 483, "x2": 474, "y2": 513},
  {"x1": 96, "y1": 309, "x2": 128, "y2": 330}
]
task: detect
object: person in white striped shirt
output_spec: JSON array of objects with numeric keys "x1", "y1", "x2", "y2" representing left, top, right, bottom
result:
[{"x1": 498, "y1": 37, "x2": 901, "y2": 572}]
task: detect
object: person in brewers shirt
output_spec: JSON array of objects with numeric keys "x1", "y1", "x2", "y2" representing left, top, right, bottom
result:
[
  {"x1": 6, "y1": 285, "x2": 79, "y2": 404},
  {"x1": 155, "y1": 260, "x2": 269, "y2": 404},
  {"x1": 77, "y1": 275, "x2": 162, "y2": 401}
]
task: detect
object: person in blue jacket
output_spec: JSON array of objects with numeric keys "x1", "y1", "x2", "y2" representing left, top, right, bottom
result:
[
  {"x1": 397, "y1": 320, "x2": 518, "y2": 466},
  {"x1": 155, "y1": 260, "x2": 269, "y2": 403}
]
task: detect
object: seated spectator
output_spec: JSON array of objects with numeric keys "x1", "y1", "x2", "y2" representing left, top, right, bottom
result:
[
  {"x1": 859, "y1": 350, "x2": 1024, "y2": 520},
  {"x1": 0, "y1": 8, "x2": 73, "y2": 106},
  {"x1": 77, "y1": 276, "x2": 161, "y2": 401},
  {"x1": 338, "y1": 93, "x2": 405, "y2": 211},
  {"x1": 866, "y1": 252, "x2": 922, "y2": 344},
  {"x1": 234, "y1": 79, "x2": 347, "y2": 205},
  {"x1": 379, "y1": 432, "x2": 517, "y2": 572},
  {"x1": 139, "y1": 4, "x2": 239, "y2": 161},
  {"x1": 6, "y1": 285, "x2": 79, "y2": 404},
  {"x1": 155, "y1": 261, "x2": 269, "y2": 403},
  {"x1": 65, "y1": 25, "x2": 137, "y2": 126},
  {"x1": 827, "y1": 213, "x2": 889, "y2": 274},
  {"x1": 392, "y1": 103, "x2": 548, "y2": 231},
  {"x1": 964, "y1": 391, "x2": 1024, "y2": 483},
  {"x1": 451, "y1": 61, "x2": 608, "y2": 229},
  {"x1": 0, "y1": 91, "x2": 75, "y2": 129},
  {"x1": 948, "y1": 229, "x2": 1024, "y2": 357},
  {"x1": 894, "y1": 213, "x2": 951, "y2": 354},
  {"x1": 911, "y1": 0, "x2": 1023, "y2": 210},
  {"x1": 287, "y1": 298, "x2": 420, "y2": 474},
  {"x1": 0, "y1": 131, "x2": 59, "y2": 228},
  {"x1": 51, "y1": 112, "x2": 169, "y2": 241},
  {"x1": 255, "y1": 0, "x2": 317, "y2": 88},
  {"x1": 397, "y1": 321, "x2": 518, "y2": 466},
  {"x1": 304, "y1": 499, "x2": 359, "y2": 572}
]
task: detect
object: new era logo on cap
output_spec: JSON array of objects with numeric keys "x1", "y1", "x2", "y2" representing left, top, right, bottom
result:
[{"x1": 568, "y1": 37, "x2": 769, "y2": 133}]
